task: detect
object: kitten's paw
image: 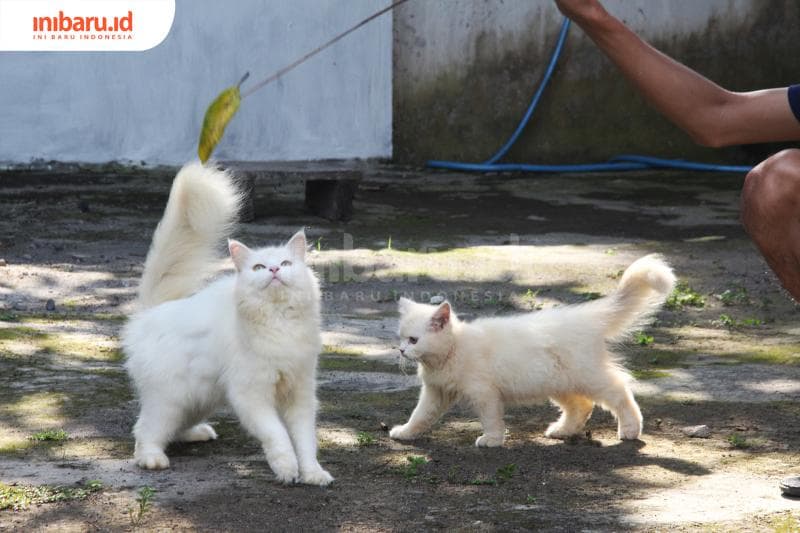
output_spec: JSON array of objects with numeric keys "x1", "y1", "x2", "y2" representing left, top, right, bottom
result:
[
  {"x1": 545, "y1": 423, "x2": 580, "y2": 440},
  {"x1": 475, "y1": 434, "x2": 504, "y2": 447},
  {"x1": 180, "y1": 423, "x2": 218, "y2": 442},
  {"x1": 268, "y1": 453, "x2": 300, "y2": 484},
  {"x1": 300, "y1": 467, "x2": 334, "y2": 487},
  {"x1": 389, "y1": 425, "x2": 417, "y2": 441},
  {"x1": 135, "y1": 450, "x2": 170, "y2": 470},
  {"x1": 618, "y1": 421, "x2": 643, "y2": 440}
]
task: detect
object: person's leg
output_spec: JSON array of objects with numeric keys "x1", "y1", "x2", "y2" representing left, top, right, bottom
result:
[{"x1": 740, "y1": 149, "x2": 800, "y2": 301}]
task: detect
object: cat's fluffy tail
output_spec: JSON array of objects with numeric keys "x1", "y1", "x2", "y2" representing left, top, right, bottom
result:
[
  {"x1": 600, "y1": 254, "x2": 676, "y2": 341},
  {"x1": 136, "y1": 162, "x2": 241, "y2": 309}
]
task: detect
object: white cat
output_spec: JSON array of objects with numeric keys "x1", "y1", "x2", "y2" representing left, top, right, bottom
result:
[
  {"x1": 390, "y1": 255, "x2": 675, "y2": 447},
  {"x1": 123, "y1": 162, "x2": 332, "y2": 486}
]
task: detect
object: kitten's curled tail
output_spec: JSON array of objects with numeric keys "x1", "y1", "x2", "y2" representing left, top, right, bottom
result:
[
  {"x1": 602, "y1": 254, "x2": 676, "y2": 341},
  {"x1": 136, "y1": 162, "x2": 241, "y2": 309}
]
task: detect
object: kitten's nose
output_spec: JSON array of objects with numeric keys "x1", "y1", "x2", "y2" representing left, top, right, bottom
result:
[
  {"x1": 399, "y1": 347, "x2": 405, "y2": 355},
  {"x1": 269, "y1": 266, "x2": 280, "y2": 274}
]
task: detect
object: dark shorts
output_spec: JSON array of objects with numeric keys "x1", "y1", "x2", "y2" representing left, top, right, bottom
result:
[{"x1": 789, "y1": 85, "x2": 800, "y2": 123}]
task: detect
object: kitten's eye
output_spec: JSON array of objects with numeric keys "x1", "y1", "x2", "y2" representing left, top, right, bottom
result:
[
  {"x1": 408, "y1": 337, "x2": 418, "y2": 345},
  {"x1": 280, "y1": 260, "x2": 292, "y2": 267},
  {"x1": 252, "y1": 264, "x2": 266, "y2": 271}
]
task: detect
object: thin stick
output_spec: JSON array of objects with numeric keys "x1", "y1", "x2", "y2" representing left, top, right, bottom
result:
[{"x1": 241, "y1": 0, "x2": 410, "y2": 98}]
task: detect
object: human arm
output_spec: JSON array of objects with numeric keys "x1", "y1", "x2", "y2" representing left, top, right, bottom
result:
[{"x1": 554, "y1": 0, "x2": 800, "y2": 146}]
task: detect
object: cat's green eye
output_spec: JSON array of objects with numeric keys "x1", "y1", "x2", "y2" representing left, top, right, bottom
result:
[
  {"x1": 253, "y1": 264, "x2": 266, "y2": 271},
  {"x1": 408, "y1": 337, "x2": 418, "y2": 344},
  {"x1": 281, "y1": 260, "x2": 292, "y2": 267}
]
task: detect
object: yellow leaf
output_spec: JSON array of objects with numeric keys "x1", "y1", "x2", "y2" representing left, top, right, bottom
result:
[{"x1": 197, "y1": 85, "x2": 241, "y2": 163}]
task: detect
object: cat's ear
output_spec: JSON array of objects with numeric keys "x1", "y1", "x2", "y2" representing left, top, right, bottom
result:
[
  {"x1": 398, "y1": 297, "x2": 414, "y2": 314},
  {"x1": 228, "y1": 239, "x2": 251, "y2": 271},
  {"x1": 287, "y1": 229, "x2": 307, "y2": 261},
  {"x1": 429, "y1": 302, "x2": 451, "y2": 331}
]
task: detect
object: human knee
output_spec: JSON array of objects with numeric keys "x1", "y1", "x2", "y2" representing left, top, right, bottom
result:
[{"x1": 741, "y1": 149, "x2": 800, "y2": 231}]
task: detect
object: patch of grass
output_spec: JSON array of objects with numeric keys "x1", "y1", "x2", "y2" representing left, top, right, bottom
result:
[
  {"x1": 355, "y1": 431, "x2": 376, "y2": 446},
  {"x1": 0, "y1": 439, "x2": 34, "y2": 454},
  {"x1": 772, "y1": 512, "x2": 800, "y2": 533},
  {"x1": 631, "y1": 369, "x2": 671, "y2": 380},
  {"x1": 0, "y1": 480, "x2": 102, "y2": 511},
  {"x1": 0, "y1": 312, "x2": 19, "y2": 322},
  {"x1": 467, "y1": 464, "x2": 517, "y2": 486},
  {"x1": 39, "y1": 336, "x2": 124, "y2": 362},
  {"x1": 635, "y1": 331, "x2": 654, "y2": 346},
  {"x1": 0, "y1": 326, "x2": 48, "y2": 342},
  {"x1": 29, "y1": 429, "x2": 68, "y2": 442},
  {"x1": 727, "y1": 433, "x2": 750, "y2": 449},
  {"x1": 318, "y1": 356, "x2": 400, "y2": 374},
  {"x1": 322, "y1": 344, "x2": 365, "y2": 357},
  {"x1": 666, "y1": 282, "x2": 705, "y2": 310},
  {"x1": 607, "y1": 269, "x2": 624, "y2": 280},
  {"x1": 627, "y1": 349, "x2": 691, "y2": 370},
  {"x1": 496, "y1": 463, "x2": 516, "y2": 482},
  {"x1": 526, "y1": 494, "x2": 537, "y2": 504},
  {"x1": 403, "y1": 456, "x2": 428, "y2": 479},
  {"x1": 726, "y1": 345, "x2": 800, "y2": 366},
  {"x1": 579, "y1": 292, "x2": 602, "y2": 301},
  {"x1": 522, "y1": 289, "x2": 542, "y2": 310},
  {"x1": 716, "y1": 287, "x2": 749, "y2": 306},
  {"x1": 715, "y1": 314, "x2": 763, "y2": 329}
]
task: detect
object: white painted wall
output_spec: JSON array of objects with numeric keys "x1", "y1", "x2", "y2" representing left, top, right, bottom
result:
[{"x1": 0, "y1": 0, "x2": 392, "y2": 164}]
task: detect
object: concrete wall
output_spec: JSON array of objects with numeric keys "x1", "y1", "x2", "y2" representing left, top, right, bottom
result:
[
  {"x1": 0, "y1": 0, "x2": 392, "y2": 165},
  {"x1": 393, "y1": 0, "x2": 800, "y2": 165}
]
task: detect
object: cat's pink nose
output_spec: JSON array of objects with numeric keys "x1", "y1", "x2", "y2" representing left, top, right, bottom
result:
[{"x1": 269, "y1": 266, "x2": 280, "y2": 274}]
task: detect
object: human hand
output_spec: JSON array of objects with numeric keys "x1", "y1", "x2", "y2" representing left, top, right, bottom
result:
[{"x1": 554, "y1": 0, "x2": 607, "y2": 24}]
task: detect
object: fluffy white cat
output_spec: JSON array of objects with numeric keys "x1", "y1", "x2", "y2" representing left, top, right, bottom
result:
[
  {"x1": 123, "y1": 162, "x2": 332, "y2": 486},
  {"x1": 390, "y1": 255, "x2": 676, "y2": 447}
]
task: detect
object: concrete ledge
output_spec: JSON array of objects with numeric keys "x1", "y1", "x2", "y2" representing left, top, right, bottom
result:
[{"x1": 223, "y1": 160, "x2": 369, "y2": 222}]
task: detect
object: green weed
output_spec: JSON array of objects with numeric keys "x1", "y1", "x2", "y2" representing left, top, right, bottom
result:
[
  {"x1": 666, "y1": 282, "x2": 705, "y2": 310},
  {"x1": 129, "y1": 486, "x2": 156, "y2": 526},
  {"x1": 356, "y1": 431, "x2": 375, "y2": 446},
  {"x1": 0, "y1": 480, "x2": 102, "y2": 511}
]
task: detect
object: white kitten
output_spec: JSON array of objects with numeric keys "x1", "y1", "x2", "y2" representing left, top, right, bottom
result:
[
  {"x1": 390, "y1": 255, "x2": 676, "y2": 447},
  {"x1": 123, "y1": 162, "x2": 332, "y2": 486}
]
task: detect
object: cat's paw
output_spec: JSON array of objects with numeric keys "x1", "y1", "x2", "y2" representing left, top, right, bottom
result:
[
  {"x1": 268, "y1": 453, "x2": 299, "y2": 484},
  {"x1": 180, "y1": 423, "x2": 218, "y2": 442},
  {"x1": 618, "y1": 420, "x2": 643, "y2": 440},
  {"x1": 389, "y1": 425, "x2": 417, "y2": 441},
  {"x1": 300, "y1": 467, "x2": 334, "y2": 487},
  {"x1": 135, "y1": 450, "x2": 170, "y2": 470},
  {"x1": 475, "y1": 434, "x2": 504, "y2": 447},
  {"x1": 545, "y1": 422, "x2": 580, "y2": 440}
]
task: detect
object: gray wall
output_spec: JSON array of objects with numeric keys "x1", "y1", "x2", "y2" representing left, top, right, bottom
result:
[
  {"x1": 393, "y1": 0, "x2": 800, "y2": 165},
  {"x1": 0, "y1": 0, "x2": 392, "y2": 165}
]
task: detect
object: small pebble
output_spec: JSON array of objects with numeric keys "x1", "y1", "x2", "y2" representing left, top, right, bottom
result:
[
  {"x1": 0, "y1": 259, "x2": 6, "y2": 267},
  {"x1": 45, "y1": 299, "x2": 56, "y2": 312},
  {"x1": 429, "y1": 295, "x2": 445, "y2": 305},
  {"x1": 682, "y1": 424, "x2": 711, "y2": 438}
]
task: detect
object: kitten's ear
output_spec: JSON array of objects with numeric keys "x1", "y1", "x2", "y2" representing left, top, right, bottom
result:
[
  {"x1": 228, "y1": 239, "x2": 251, "y2": 271},
  {"x1": 287, "y1": 229, "x2": 307, "y2": 261},
  {"x1": 398, "y1": 297, "x2": 414, "y2": 314},
  {"x1": 429, "y1": 302, "x2": 451, "y2": 331}
]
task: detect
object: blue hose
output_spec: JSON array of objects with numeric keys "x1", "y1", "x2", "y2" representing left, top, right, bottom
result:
[{"x1": 426, "y1": 17, "x2": 753, "y2": 174}]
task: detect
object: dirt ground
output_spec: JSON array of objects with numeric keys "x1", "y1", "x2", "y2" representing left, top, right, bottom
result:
[{"x1": 1, "y1": 164, "x2": 800, "y2": 532}]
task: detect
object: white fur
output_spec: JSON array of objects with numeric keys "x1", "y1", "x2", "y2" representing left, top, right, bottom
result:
[
  {"x1": 123, "y1": 162, "x2": 332, "y2": 486},
  {"x1": 390, "y1": 254, "x2": 676, "y2": 447}
]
